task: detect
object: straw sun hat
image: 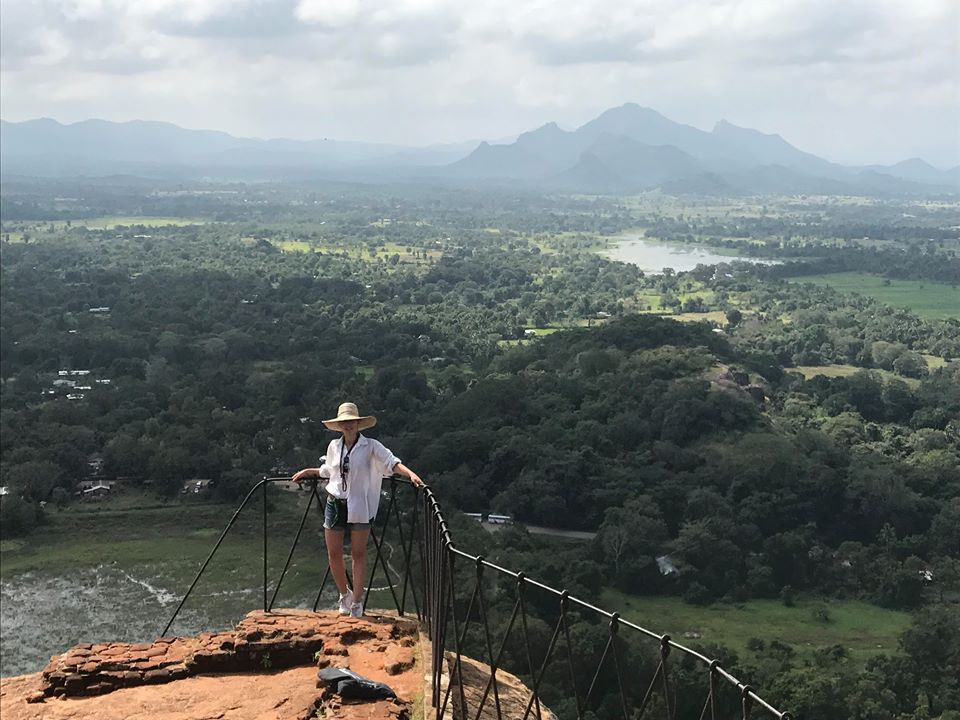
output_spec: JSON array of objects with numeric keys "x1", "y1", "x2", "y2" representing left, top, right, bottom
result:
[{"x1": 322, "y1": 402, "x2": 377, "y2": 432}]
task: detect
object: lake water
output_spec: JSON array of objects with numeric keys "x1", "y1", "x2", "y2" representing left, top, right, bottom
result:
[
  {"x1": 0, "y1": 529, "x2": 412, "y2": 677},
  {"x1": 605, "y1": 233, "x2": 779, "y2": 274},
  {"x1": 0, "y1": 564, "x2": 340, "y2": 677}
]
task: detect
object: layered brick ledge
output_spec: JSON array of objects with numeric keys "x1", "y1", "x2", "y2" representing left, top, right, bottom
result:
[{"x1": 38, "y1": 609, "x2": 418, "y2": 700}]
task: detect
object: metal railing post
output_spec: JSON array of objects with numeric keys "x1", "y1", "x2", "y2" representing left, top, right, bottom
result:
[
  {"x1": 161, "y1": 479, "x2": 270, "y2": 636},
  {"x1": 262, "y1": 478, "x2": 268, "y2": 611},
  {"x1": 268, "y1": 480, "x2": 317, "y2": 611}
]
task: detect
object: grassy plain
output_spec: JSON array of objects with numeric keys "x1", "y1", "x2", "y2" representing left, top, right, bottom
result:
[
  {"x1": 273, "y1": 239, "x2": 313, "y2": 252},
  {"x1": 603, "y1": 589, "x2": 912, "y2": 665},
  {"x1": 1, "y1": 492, "x2": 314, "y2": 578},
  {"x1": 789, "y1": 273, "x2": 960, "y2": 321},
  {"x1": 3, "y1": 217, "x2": 207, "y2": 235},
  {"x1": 0, "y1": 489, "x2": 409, "y2": 607},
  {"x1": 0, "y1": 492, "x2": 370, "y2": 600},
  {"x1": 499, "y1": 310, "x2": 727, "y2": 348},
  {"x1": 498, "y1": 322, "x2": 605, "y2": 347},
  {"x1": 790, "y1": 365, "x2": 863, "y2": 380},
  {"x1": 790, "y1": 365, "x2": 923, "y2": 388},
  {"x1": 268, "y1": 238, "x2": 441, "y2": 263},
  {"x1": 70, "y1": 216, "x2": 206, "y2": 229},
  {"x1": 658, "y1": 311, "x2": 728, "y2": 325}
]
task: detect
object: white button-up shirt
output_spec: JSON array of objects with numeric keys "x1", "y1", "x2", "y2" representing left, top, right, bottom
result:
[{"x1": 321, "y1": 434, "x2": 400, "y2": 524}]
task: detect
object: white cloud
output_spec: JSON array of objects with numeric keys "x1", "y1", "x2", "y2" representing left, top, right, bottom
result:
[
  {"x1": 0, "y1": 0, "x2": 957, "y2": 164},
  {"x1": 295, "y1": 0, "x2": 358, "y2": 27}
]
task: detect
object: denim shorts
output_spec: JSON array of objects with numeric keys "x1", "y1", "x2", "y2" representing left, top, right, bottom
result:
[{"x1": 323, "y1": 497, "x2": 371, "y2": 531}]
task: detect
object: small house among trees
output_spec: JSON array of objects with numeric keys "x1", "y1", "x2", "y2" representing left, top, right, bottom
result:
[{"x1": 182, "y1": 479, "x2": 214, "y2": 495}]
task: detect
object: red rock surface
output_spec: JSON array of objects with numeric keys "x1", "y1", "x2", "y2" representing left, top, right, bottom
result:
[
  {"x1": 1, "y1": 666, "x2": 323, "y2": 720},
  {"x1": 1, "y1": 609, "x2": 424, "y2": 720},
  {"x1": 443, "y1": 652, "x2": 551, "y2": 720}
]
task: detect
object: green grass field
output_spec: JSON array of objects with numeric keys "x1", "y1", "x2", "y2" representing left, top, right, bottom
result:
[
  {"x1": 0, "y1": 490, "x2": 406, "y2": 609},
  {"x1": 267, "y1": 238, "x2": 440, "y2": 264},
  {"x1": 68, "y1": 216, "x2": 206, "y2": 229},
  {"x1": 498, "y1": 324, "x2": 590, "y2": 347},
  {"x1": 274, "y1": 240, "x2": 313, "y2": 252},
  {"x1": 922, "y1": 354, "x2": 948, "y2": 369},
  {"x1": 658, "y1": 311, "x2": 728, "y2": 325},
  {"x1": 1, "y1": 494, "x2": 308, "y2": 577},
  {"x1": 355, "y1": 365, "x2": 376, "y2": 379},
  {"x1": 791, "y1": 365, "x2": 865, "y2": 380},
  {"x1": 789, "y1": 273, "x2": 960, "y2": 321},
  {"x1": 603, "y1": 590, "x2": 912, "y2": 664},
  {"x1": 635, "y1": 290, "x2": 665, "y2": 311},
  {"x1": 790, "y1": 364, "x2": 923, "y2": 388},
  {"x1": 5, "y1": 217, "x2": 205, "y2": 234}
]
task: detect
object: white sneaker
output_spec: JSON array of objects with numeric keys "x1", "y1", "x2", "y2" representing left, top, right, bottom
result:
[
  {"x1": 350, "y1": 601, "x2": 364, "y2": 618},
  {"x1": 338, "y1": 591, "x2": 353, "y2": 616}
]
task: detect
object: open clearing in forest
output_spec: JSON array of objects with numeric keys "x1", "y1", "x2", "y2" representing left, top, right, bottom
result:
[
  {"x1": 271, "y1": 239, "x2": 440, "y2": 263},
  {"x1": 274, "y1": 239, "x2": 313, "y2": 252},
  {"x1": 0, "y1": 491, "x2": 317, "y2": 581},
  {"x1": 2, "y1": 217, "x2": 205, "y2": 237},
  {"x1": 922, "y1": 354, "x2": 948, "y2": 369},
  {"x1": 789, "y1": 364, "x2": 931, "y2": 388},
  {"x1": 71, "y1": 216, "x2": 206, "y2": 229},
  {"x1": 603, "y1": 590, "x2": 912, "y2": 665},
  {"x1": 788, "y1": 272, "x2": 960, "y2": 321},
  {"x1": 658, "y1": 311, "x2": 728, "y2": 325}
]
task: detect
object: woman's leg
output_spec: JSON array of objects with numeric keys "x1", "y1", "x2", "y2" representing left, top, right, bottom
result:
[
  {"x1": 324, "y1": 528, "x2": 350, "y2": 594},
  {"x1": 349, "y1": 528, "x2": 370, "y2": 603}
]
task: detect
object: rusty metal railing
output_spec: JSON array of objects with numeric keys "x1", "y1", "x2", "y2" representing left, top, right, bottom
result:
[{"x1": 162, "y1": 476, "x2": 790, "y2": 720}]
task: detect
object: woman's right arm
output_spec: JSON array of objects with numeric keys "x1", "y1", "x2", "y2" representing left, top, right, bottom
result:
[{"x1": 292, "y1": 466, "x2": 321, "y2": 483}]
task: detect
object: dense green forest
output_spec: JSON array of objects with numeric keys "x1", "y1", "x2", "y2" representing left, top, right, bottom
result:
[{"x1": 1, "y1": 182, "x2": 958, "y2": 717}]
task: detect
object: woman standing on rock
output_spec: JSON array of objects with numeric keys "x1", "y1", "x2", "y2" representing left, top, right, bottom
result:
[{"x1": 292, "y1": 402, "x2": 422, "y2": 618}]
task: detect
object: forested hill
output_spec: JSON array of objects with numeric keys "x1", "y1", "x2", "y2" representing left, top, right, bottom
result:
[
  {"x1": 397, "y1": 314, "x2": 958, "y2": 607},
  {"x1": 411, "y1": 314, "x2": 750, "y2": 527}
]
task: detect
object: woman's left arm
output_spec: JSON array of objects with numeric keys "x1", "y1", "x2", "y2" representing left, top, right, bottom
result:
[{"x1": 393, "y1": 462, "x2": 423, "y2": 488}]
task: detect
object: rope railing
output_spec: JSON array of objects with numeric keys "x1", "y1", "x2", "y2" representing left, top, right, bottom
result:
[{"x1": 162, "y1": 475, "x2": 790, "y2": 720}]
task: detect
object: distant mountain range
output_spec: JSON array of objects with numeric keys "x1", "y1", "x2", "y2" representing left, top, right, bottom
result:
[
  {"x1": 0, "y1": 117, "x2": 482, "y2": 174},
  {"x1": 448, "y1": 105, "x2": 957, "y2": 195},
  {"x1": 2, "y1": 105, "x2": 957, "y2": 196}
]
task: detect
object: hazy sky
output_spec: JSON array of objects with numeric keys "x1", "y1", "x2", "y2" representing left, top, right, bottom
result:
[{"x1": 2, "y1": 0, "x2": 958, "y2": 166}]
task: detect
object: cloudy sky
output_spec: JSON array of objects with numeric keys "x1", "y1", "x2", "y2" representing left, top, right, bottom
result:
[{"x1": 2, "y1": 0, "x2": 958, "y2": 166}]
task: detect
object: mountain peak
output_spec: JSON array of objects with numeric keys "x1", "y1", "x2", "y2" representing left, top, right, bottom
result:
[
  {"x1": 518, "y1": 121, "x2": 565, "y2": 139},
  {"x1": 597, "y1": 103, "x2": 668, "y2": 121},
  {"x1": 574, "y1": 103, "x2": 729, "y2": 162},
  {"x1": 892, "y1": 157, "x2": 937, "y2": 171},
  {"x1": 512, "y1": 121, "x2": 575, "y2": 169},
  {"x1": 709, "y1": 119, "x2": 833, "y2": 174},
  {"x1": 712, "y1": 119, "x2": 784, "y2": 142},
  {"x1": 5, "y1": 117, "x2": 65, "y2": 129},
  {"x1": 713, "y1": 119, "x2": 738, "y2": 133}
]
